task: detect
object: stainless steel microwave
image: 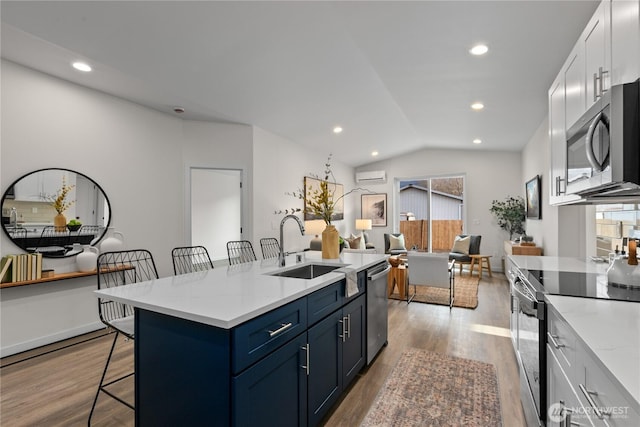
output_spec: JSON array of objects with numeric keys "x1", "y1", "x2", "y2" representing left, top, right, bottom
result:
[{"x1": 566, "y1": 79, "x2": 639, "y2": 199}]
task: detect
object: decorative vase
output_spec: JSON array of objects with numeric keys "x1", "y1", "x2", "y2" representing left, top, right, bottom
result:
[
  {"x1": 54, "y1": 213, "x2": 67, "y2": 232},
  {"x1": 76, "y1": 245, "x2": 99, "y2": 272},
  {"x1": 322, "y1": 224, "x2": 340, "y2": 259},
  {"x1": 100, "y1": 228, "x2": 125, "y2": 253}
]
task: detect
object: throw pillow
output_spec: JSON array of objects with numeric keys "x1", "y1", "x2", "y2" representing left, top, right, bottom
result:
[
  {"x1": 346, "y1": 236, "x2": 362, "y2": 250},
  {"x1": 350, "y1": 233, "x2": 366, "y2": 250},
  {"x1": 451, "y1": 235, "x2": 471, "y2": 254},
  {"x1": 388, "y1": 234, "x2": 406, "y2": 251},
  {"x1": 342, "y1": 238, "x2": 350, "y2": 249}
]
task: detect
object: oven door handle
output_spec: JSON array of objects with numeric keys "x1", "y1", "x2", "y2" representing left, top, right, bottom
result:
[{"x1": 513, "y1": 283, "x2": 538, "y2": 314}]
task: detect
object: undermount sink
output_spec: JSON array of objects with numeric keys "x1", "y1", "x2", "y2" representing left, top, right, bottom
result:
[{"x1": 268, "y1": 263, "x2": 345, "y2": 280}]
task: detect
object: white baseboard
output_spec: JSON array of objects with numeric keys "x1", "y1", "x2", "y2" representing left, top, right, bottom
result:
[{"x1": 0, "y1": 321, "x2": 104, "y2": 358}]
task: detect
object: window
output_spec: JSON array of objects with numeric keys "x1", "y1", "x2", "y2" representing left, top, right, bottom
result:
[{"x1": 398, "y1": 176, "x2": 464, "y2": 252}]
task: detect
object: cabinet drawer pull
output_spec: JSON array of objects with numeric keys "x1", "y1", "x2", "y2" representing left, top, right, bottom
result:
[
  {"x1": 300, "y1": 344, "x2": 310, "y2": 375},
  {"x1": 593, "y1": 72, "x2": 600, "y2": 102},
  {"x1": 547, "y1": 332, "x2": 565, "y2": 349},
  {"x1": 578, "y1": 383, "x2": 607, "y2": 419},
  {"x1": 268, "y1": 322, "x2": 293, "y2": 337},
  {"x1": 562, "y1": 407, "x2": 583, "y2": 426},
  {"x1": 346, "y1": 314, "x2": 351, "y2": 339}
]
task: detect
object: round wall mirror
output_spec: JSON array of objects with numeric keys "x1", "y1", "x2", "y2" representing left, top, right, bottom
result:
[{"x1": 1, "y1": 168, "x2": 111, "y2": 258}]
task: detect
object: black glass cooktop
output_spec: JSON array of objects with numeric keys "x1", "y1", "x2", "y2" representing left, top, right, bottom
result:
[{"x1": 525, "y1": 269, "x2": 640, "y2": 303}]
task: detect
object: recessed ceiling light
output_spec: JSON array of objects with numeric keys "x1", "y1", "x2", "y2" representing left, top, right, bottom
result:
[
  {"x1": 469, "y1": 44, "x2": 489, "y2": 56},
  {"x1": 473, "y1": 139, "x2": 482, "y2": 144},
  {"x1": 72, "y1": 62, "x2": 92, "y2": 72},
  {"x1": 371, "y1": 151, "x2": 379, "y2": 156},
  {"x1": 333, "y1": 126, "x2": 343, "y2": 134},
  {"x1": 471, "y1": 102, "x2": 484, "y2": 110}
]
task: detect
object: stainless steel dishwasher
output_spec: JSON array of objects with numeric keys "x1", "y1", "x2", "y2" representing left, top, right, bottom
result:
[{"x1": 366, "y1": 261, "x2": 391, "y2": 364}]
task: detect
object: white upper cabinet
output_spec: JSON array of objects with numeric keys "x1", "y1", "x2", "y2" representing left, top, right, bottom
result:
[
  {"x1": 548, "y1": 0, "x2": 639, "y2": 206},
  {"x1": 549, "y1": 72, "x2": 583, "y2": 205},
  {"x1": 583, "y1": 1, "x2": 612, "y2": 111},
  {"x1": 549, "y1": 76, "x2": 567, "y2": 206},
  {"x1": 13, "y1": 169, "x2": 76, "y2": 203},
  {"x1": 611, "y1": 0, "x2": 640, "y2": 85},
  {"x1": 564, "y1": 45, "x2": 586, "y2": 131}
]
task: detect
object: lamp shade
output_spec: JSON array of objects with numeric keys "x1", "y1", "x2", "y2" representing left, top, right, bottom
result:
[
  {"x1": 355, "y1": 219, "x2": 372, "y2": 231},
  {"x1": 305, "y1": 220, "x2": 325, "y2": 236}
]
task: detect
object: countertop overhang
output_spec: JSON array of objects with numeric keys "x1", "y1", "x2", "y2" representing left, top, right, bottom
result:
[{"x1": 95, "y1": 251, "x2": 387, "y2": 329}]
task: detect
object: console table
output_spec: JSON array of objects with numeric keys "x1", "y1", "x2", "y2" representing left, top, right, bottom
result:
[{"x1": 504, "y1": 241, "x2": 543, "y2": 256}]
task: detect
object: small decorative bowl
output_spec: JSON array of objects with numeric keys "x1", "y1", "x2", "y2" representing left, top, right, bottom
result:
[
  {"x1": 388, "y1": 257, "x2": 403, "y2": 267},
  {"x1": 67, "y1": 224, "x2": 81, "y2": 232}
]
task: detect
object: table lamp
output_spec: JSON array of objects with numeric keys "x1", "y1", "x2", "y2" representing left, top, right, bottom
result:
[
  {"x1": 305, "y1": 220, "x2": 325, "y2": 249},
  {"x1": 355, "y1": 219, "x2": 372, "y2": 248}
]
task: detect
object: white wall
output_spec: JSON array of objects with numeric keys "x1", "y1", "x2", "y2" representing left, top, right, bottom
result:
[
  {"x1": 252, "y1": 127, "x2": 357, "y2": 254},
  {"x1": 356, "y1": 148, "x2": 523, "y2": 271},
  {"x1": 0, "y1": 60, "x2": 255, "y2": 356},
  {"x1": 1, "y1": 60, "x2": 184, "y2": 277},
  {"x1": 181, "y1": 120, "x2": 254, "y2": 261}
]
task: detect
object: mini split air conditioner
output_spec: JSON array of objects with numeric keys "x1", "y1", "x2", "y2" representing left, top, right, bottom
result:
[{"x1": 355, "y1": 170, "x2": 386, "y2": 183}]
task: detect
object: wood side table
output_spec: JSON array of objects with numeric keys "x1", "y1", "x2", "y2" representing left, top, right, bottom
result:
[
  {"x1": 387, "y1": 265, "x2": 408, "y2": 300},
  {"x1": 469, "y1": 254, "x2": 492, "y2": 278}
]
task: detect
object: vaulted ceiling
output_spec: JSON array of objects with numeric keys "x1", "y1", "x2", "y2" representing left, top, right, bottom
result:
[{"x1": 1, "y1": 1, "x2": 599, "y2": 166}]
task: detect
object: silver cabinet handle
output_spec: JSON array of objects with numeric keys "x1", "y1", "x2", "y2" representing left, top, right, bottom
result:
[
  {"x1": 599, "y1": 67, "x2": 609, "y2": 94},
  {"x1": 547, "y1": 332, "x2": 565, "y2": 349},
  {"x1": 555, "y1": 176, "x2": 566, "y2": 196},
  {"x1": 339, "y1": 317, "x2": 347, "y2": 342},
  {"x1": 346, "y1": 314, "x2": 351, "y2": 339},
  {"x1": 578, "y1": 383, "x2": 608, "y2": 419},
  {"x1": 593, "y1": 72, "x2": 600, "y2": 102},
  {"x1": 268, "y1": 322, "x2": 292, "y2": 337},
  {"x1": 300, "y1": 344, "x2": 310, "y2": 375}
]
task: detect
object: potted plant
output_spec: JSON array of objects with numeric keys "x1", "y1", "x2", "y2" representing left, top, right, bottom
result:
[
  {"x1": 284, "y1": 154, "x2": 368, "y2": 258},
  {"x1": 490, "y1": 196, "x2": 525, "y2": 241}
]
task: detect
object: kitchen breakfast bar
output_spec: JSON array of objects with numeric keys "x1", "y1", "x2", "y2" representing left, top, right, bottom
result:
[{"x1": 95, "y1": 252, "x2": 388, "y2": 426}]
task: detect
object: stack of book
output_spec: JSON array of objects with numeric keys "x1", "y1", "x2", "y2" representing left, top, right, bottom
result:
[{"x1": 0, "y1": 253, "x2": 44, "y2": 283}]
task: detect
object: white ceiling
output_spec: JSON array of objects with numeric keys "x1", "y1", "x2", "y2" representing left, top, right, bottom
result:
[{"x1": 1, "y1": 1, "x2": 599, "y2": 167}]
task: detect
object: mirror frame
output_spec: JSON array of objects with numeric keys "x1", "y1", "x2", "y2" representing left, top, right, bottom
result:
[{"x1": 1, "y1": 168, "x2": 112, "y2": 258}]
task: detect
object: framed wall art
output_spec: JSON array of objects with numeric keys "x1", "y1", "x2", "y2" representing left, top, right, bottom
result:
[
  {"x1": 361, "y1": 193, "x2": 387, "y2": 227},
  {"x1": 525, "y1": 175, "x2": 541, "y2": 219},
  {"x1": 303, "y1": 176, "x2": 344, "y2": 221}
]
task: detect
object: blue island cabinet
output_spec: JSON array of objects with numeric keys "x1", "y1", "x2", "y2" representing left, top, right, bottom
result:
[
  {"x1": 308, "y1": 293, "x2": 366, "y2": 426},
  {"x1": 134, "y1": 275, "x2": 367, "y2": 427}
]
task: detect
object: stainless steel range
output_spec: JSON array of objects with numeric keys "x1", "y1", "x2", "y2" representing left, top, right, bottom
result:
[
  {"x1": 509, "y1": 267, "x2": 546, "y2": 427},
  {"x1": 509, "y1": 263, "x2": 640, "y2": 426}
]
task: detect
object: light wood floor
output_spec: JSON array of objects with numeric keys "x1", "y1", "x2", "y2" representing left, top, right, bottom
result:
[{"x1": 0, "y1": 272, "x2": 525, "y2": 426}]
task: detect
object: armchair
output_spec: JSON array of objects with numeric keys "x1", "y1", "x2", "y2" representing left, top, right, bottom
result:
[
  {"x1": 448, "y1": 234, "x2": 481, "y2": 275},
  {"x1": 384, "y1": 233, "x2": 407, "y2": 255},
  {"x1": 407, "y1": 252, "x2": 454, "y2": 308}
]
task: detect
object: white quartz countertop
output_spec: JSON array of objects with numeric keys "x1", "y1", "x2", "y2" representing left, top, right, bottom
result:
[
  {"x1": 545, "y1": 295, "x2": 640, "y2": 410},
  {"x1": 95, "y1": 251, "x2": 387, "y2": 329},
  {"x1": 509, "y1": 255, "x2": 609, "y2": 274}
]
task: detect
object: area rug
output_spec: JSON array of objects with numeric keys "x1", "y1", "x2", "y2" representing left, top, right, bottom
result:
[
  {"x1": 389, "y1": 275, "x2": 479, "y2": 309},
  {"x1": 361, "y1": 348, "x2": 502, "y2": 427}
]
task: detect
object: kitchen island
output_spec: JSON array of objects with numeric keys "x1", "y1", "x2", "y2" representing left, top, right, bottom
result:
[{"x1": 95, "y1": 251, "x2": 388, "y2": 426}]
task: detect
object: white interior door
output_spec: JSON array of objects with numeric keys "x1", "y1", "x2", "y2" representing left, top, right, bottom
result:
[{"x1": 190, "y1": 168, "x2": 242, "y2": 262}]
